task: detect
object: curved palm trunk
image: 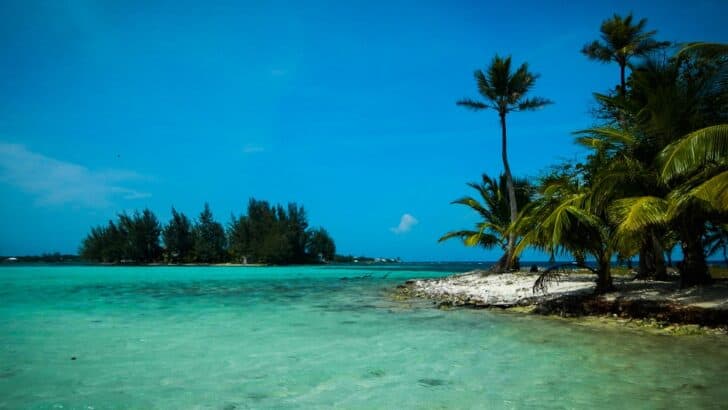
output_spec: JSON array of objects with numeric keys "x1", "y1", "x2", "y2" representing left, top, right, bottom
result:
[
  {"x1": 490, "y1": 251, "x2": 509, "y2": 273},
  {"x1": 500, "y1": 112, "x2": 518, "y2": 271}
]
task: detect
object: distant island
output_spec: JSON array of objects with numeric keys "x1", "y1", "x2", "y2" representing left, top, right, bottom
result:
[
  {"x1": 78, "y1": 198, "x2": 337, "y2": 265},
  {"x1": 332, "y1": 255, "x2": 401, "y2": 264},
  {"x1": 0, "y1": 253, "x2": 401, "y2": 266},
  {"x1": 0, "y1": 253, "x2": 81, "y2": 264}
]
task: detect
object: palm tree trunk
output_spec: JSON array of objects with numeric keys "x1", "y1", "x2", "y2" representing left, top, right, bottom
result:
[
  {"x1": 596, "y1": 252, "x2": 613, "y2": 293},
  {"x1": 500, "y1": 112, "x2": 518, "y2": 271},
  {"x1": 651, "y1": 233, "x2": 667, "y2": 280},
  {"x1": 679, "y1": 218, "x2": 711, "y2": 287},
  {"x1": 636, "y1": 232, "x2": 667, "y2": 280},
  {"x1": 619, "y1": 64, "x2": 626, "y2": 96},
  {"x1": 637, "y1": 245, "x2": 650, "y2": 279}
]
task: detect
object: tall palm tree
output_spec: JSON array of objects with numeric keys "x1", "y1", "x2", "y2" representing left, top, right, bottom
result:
[
  {"x1": 457, "y1": 55, "x2": 552, "y2": 269},
  {"x1": 439, "y1": 174, "x2": 532, "y2": 271},
  {"x1": 582, "y1": 13, "x2": 669, "y2": 95}
]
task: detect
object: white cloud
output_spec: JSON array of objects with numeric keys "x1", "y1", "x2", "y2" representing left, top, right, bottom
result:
[
  {"x1": 390, "y1": 213, "x2": 418, "y2": 234},
  {"x1": 0, "y1": 142, "x2": 151, "y2": 208}
]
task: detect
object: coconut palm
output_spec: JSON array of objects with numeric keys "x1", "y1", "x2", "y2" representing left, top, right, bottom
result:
[
  {"x1": 439, "y1": 174, "x2": 533, "y2": 271},
  {"x1": 575, "y1": 125, "x2": 669, "y2": 280},
  {"x1": 512, "y1": 167, "x2": 615, "y2": 293},
  {"x1": 610, "y1": 124, "x2": 728, "y2": 286},
  {"x1": 582, "y1": 13, "x2": 669, "y2": 95},
  {"x1": 580, "y1": 42, "x2": 728, "y2": 284},
  {"x1": 457, "y1": 55, "x2": 552, "y2": 269}
]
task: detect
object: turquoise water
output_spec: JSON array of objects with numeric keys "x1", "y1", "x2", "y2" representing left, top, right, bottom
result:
[{"x1": 1, "y1": 265, "x2": 727, "y2": 409}]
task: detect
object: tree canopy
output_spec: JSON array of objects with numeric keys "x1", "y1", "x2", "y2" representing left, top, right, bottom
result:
[
  {"x1": 80, "y1": 199, "x2": 338, "y2": 265},
  {"x1": 450, "y1": 14, "x2": 726, "y2": 293}
]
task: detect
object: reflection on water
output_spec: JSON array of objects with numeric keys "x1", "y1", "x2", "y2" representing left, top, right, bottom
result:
[{"x1": 0, "y1": 266, "x2": 727, "y2": 409}]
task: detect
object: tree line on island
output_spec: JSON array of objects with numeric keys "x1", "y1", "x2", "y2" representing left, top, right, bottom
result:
[
  {"x1": 442, "y1": 13, "x2": 727, "y2": 292},
  {"x1": 80, "y1": 199, "x2": 336, "y2": 265}
]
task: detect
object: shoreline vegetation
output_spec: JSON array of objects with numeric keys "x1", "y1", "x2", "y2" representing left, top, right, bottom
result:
[
  {"x1": 73, "y1": 198, "x2": 399, "y2": 267},
  {"x1": 78, "y1": 198, "x2": 339, "y2": 266},
  {"x1": 432, "y1": 13, "x2": 726, "y2": 333},
  {"x1": 396, "y1": 268, "x2": 728, "y2": 335},
  {"x1": 440, "y1": 11, "x2": 727, "y2": 320}
]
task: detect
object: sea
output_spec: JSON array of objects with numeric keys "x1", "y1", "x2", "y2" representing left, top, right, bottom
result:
[{"x1": 1, "y1": 264, "x2": 727, "y2": 409}]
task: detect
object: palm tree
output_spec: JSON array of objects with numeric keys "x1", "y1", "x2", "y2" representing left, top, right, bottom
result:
[
  {"x1": 457, "y1": 55, "x2": 552, "y2": 269},
  {"x1": 575, "y1": 125, "x2": 669, "y2": 280},
  {"x1": 512, "y1": 167, "x2": 615, "y2": 293},
  {"x1": 439, "y1": 174, "x2": 532, "y2": 271},
  {"x1": 582, "y1": 13, "x2": 669, "y2": 95},
  {"x1": 610, "y1": 124, "x2": 728, "y2": 286},
  {"x1": 596, "y1": 43, "x2": 727, "y2": 286}
]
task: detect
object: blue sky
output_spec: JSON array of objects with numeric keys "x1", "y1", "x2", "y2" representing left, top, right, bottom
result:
[{"x1": 1, "y1": 0, "x2": 727, "y2": 261}]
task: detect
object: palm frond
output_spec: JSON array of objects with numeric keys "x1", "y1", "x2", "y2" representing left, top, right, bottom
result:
[
  {"x1": 450, "y1": 196, "x2": 491, "y2": 219},
  {"x1": 609, "y1": 196, "x2": 668, "y2": 232},
  {"x1": 688, "y1": 170, "x2": 728, "y2": 212},
  {"x1": 442, "y1": 173, "x2": 533, "y2": 254},
  {"x1": 659, "y1": 124, "x2": 728, "y2": 182},
  {"x1": 581, "y1": 40, "x2": 613, "y2": 62},
  {"x1": 609, "y1": 196, "x2": 669, "y2": 255},
  {"x1": 456, "y1": 99, "x2": 489, "y2": 110},
  {"x1": 573, "y1": 127, "x2": 636, "y2": 147},
  {"x1": 513, "y1": 187, "x2": 605, "y2": 262},
  {"x1": 488, "y1": 54, "x2": 512, "y2": 97},
  {"x1": 517, "y1": 97, "x2": 553, "y2": 111},
  {"x1": 589, "y1": 156, "x2": 657, "y2": 203},
  {"x1": 676, "y1": 42, "x2": 728, "y2": 59},
  {"x1": 438, "y1": 230, "x2": 499, "y2": 249}
]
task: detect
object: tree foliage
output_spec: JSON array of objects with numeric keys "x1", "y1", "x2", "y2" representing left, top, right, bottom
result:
[
  {"x1": 581, "y1": 12, "x2": 669, "y2": 94},
  {"x1": 162, "y1": 207, "x2": 194, "y2": 263},
  {"x1": 80, "y1": 199, "x2": 336, "y2": 265},
  {"x1": 80, "y1": 209, "x2": 161, "y2": 263},
  {"x1": 193, "y1": 203, "x2": 226, "y2": 263},
  {"x1": 457, "y1": 55, "x2": 551, "y2": 270},
  {"x1": 440, "y1": 173, "x2": 533, "y2": 270},
  {"x1": 484, "y1": 23, "x2": 726, "y2": 292},
  {"x1": 307, "y1": 228, "x2": 336, "y2": 262}
]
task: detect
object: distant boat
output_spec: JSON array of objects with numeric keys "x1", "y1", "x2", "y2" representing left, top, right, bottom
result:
[{"x1": 5, "y1": 257, "x2": 18, "y2": 262}]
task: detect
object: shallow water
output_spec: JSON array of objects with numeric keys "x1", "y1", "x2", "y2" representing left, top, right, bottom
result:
[{"x1": 1, "y1": 265, "x2": 727, "y2": 409}]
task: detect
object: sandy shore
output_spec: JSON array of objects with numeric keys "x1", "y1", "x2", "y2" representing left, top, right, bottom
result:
[
  {"x1": 399, "y1": 270, "x2": 728, "y2": 328},
  {"x1": 402, "y1": 271, "x2": 596, "y2": 307}
]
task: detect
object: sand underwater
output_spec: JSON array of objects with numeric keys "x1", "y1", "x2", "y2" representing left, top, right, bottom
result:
[{"x1": 1, "y1": 265, "x2": 727, "y2": 409}]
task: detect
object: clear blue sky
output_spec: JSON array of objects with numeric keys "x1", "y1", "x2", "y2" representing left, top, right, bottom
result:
[{"x1": 1, "y1": 0, "x2": 726, "y2": 261}]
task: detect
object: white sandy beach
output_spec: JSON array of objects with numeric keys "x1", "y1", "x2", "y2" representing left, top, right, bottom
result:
[{"x1": 404, "y1": 270, "x2": 728, "y2": 311}]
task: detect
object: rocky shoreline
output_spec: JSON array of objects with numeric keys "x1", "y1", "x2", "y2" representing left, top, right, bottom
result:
[{"x1": 396, "y1": 270, "x2": 728, "y2": 332}]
